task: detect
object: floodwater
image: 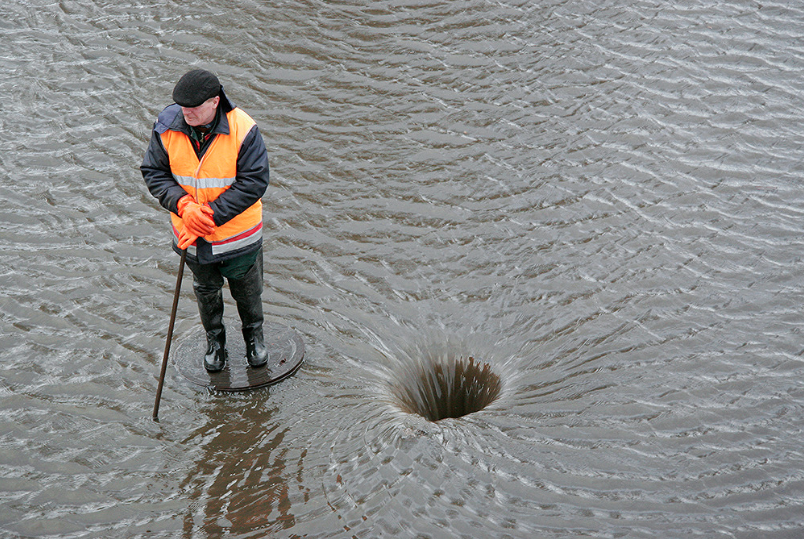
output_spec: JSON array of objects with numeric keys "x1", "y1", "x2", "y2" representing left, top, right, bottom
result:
[{"x1": 2, "y1": 0, "x2": 804, "y2": 537}]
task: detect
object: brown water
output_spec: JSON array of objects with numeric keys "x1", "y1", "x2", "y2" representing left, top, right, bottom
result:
[{"x1": 2, "y1": 0, "x2": 804, "y2": 537}]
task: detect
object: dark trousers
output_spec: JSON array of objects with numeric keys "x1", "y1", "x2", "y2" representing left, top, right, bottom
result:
[{"x1": 185, "y1": 247, "x2": 264, "y2": 337}]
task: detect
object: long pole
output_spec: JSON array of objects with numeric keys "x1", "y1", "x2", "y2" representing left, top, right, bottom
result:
[{"x1": 153, "y1": 249, "x2": 187, "y2": 421}]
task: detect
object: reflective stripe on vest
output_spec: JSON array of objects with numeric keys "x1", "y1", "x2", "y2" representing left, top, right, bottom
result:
[{"x1": 161, "y1": 108, "x2": 263, "y2": 258}]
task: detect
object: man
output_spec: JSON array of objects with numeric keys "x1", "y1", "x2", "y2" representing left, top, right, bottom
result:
[{"x1": 141, "y1": 69, "x2": 270, "y2": 373}]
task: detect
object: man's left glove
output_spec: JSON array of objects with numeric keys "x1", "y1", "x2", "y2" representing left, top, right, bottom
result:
[{"x1": 177, "y1": 195, "x2": 215, "y2": 237}]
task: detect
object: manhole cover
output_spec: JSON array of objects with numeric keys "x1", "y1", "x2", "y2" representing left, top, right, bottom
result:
[{"x1": 172, "y1": 320, "x2": 304, "y2": 391}]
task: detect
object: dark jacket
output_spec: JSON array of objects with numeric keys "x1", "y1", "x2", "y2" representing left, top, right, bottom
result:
[{"x1": 141, "y1": 88, "x2": 270, "y2": 263}]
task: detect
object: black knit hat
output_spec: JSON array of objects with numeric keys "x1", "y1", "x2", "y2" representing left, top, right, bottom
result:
[{"x1": 172, "y1": 69, "x2": 221, "y2": 107}]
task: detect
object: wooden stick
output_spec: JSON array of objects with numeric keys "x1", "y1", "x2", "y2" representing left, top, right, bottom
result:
[{"x1": 153, "y1": 249, "x2": 187, "y2": 421}]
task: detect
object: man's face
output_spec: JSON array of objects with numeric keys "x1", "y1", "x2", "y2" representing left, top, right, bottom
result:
[{"x1": 181, "y1": 96, "x2": 220, "y2": 127}]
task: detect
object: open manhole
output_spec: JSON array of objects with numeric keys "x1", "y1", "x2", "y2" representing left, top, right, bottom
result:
[{"x1": 390, "y1": 356, "x2": 502, "y2": 422}]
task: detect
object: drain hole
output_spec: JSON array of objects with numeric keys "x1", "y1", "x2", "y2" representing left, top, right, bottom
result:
[{"x1": 391, "y1": 356, "x2": 502, "y2": 422}]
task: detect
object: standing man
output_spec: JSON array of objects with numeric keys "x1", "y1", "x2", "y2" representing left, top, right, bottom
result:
[{"x1": 142, "y1": 69, "x2": 270, "y2": 373}]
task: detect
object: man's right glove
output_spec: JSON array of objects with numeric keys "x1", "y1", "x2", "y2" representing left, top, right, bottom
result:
[
  {"x1": 177, "y1": 195, "x2": 215, "y2": 237},
  {"x1": 177, "y1": 227, "x2": 198, "y2": 250}
]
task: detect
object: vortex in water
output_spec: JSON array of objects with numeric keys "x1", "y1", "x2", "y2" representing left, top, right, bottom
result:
[{"x1": 391, "y1": 356, "x2": 502, "y2": 422}]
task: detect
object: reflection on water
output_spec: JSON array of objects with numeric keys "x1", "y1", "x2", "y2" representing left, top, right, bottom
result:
[
  {"x1": 2, "y1": 0, "x2": 804, "y2": 537},
  {"x1": 179, "y1": 402, "x2": 297, "y2": 536}
]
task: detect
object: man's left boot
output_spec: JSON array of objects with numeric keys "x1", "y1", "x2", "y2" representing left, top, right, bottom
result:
[
  {"x1": 230, "y1": 253, "x2": 268, "y2": 368},
  {"x1": 243, "y1": 325, "x2": 268, "y2": 368}
]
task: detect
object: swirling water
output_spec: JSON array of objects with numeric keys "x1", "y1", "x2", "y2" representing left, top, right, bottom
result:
[{"x1": 2, "y1": 0, "x2": 804, "y2": 537}]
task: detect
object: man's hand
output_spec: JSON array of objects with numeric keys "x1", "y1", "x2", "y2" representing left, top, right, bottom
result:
[
  {"x1": 177, "y1": 195, "x2": 215, "y2": 237},
  {"x1": 177, "y1": 227, "x2": 198, "y2": 250}
]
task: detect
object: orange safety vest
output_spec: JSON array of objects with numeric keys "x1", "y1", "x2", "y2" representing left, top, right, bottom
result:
[{"x1": 160, "y1": 108, "x2": 262, "y2": 260}]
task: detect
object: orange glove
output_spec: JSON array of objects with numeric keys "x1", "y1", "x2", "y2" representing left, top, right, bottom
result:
[
  {"x1": 177, "y1": 227, "x2": 198, "y2": 250},
  {"x1": 177, "y1": 195, "x2": 215, "y2": 237}
]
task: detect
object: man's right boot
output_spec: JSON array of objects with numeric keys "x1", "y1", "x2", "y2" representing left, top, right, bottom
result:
[
  {"x1": 204, "y1": 328, "x2": 227, "y2": 372},
  {"x1": 196, "y1": 287, "x2": 227, "y2": 372}
]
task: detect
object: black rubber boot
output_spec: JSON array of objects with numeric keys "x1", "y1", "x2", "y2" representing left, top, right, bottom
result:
[
  {"x1": 196, "y1": 286, "x2": 228, "y2": 372},
  {"x1": 204, "y1": 329, "x2": 227, "y2": 372},
  {"x1": 230, "y1": 254, "x2": 268, "y2": 368},
  {"x1": 242, "y1": 326, "x2": 268, "y2": 368}
]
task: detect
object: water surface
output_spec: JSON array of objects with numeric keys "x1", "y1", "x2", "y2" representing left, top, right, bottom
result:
[{"x1": 2, "y1": 0, "x2": 804, "y2": 537}]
